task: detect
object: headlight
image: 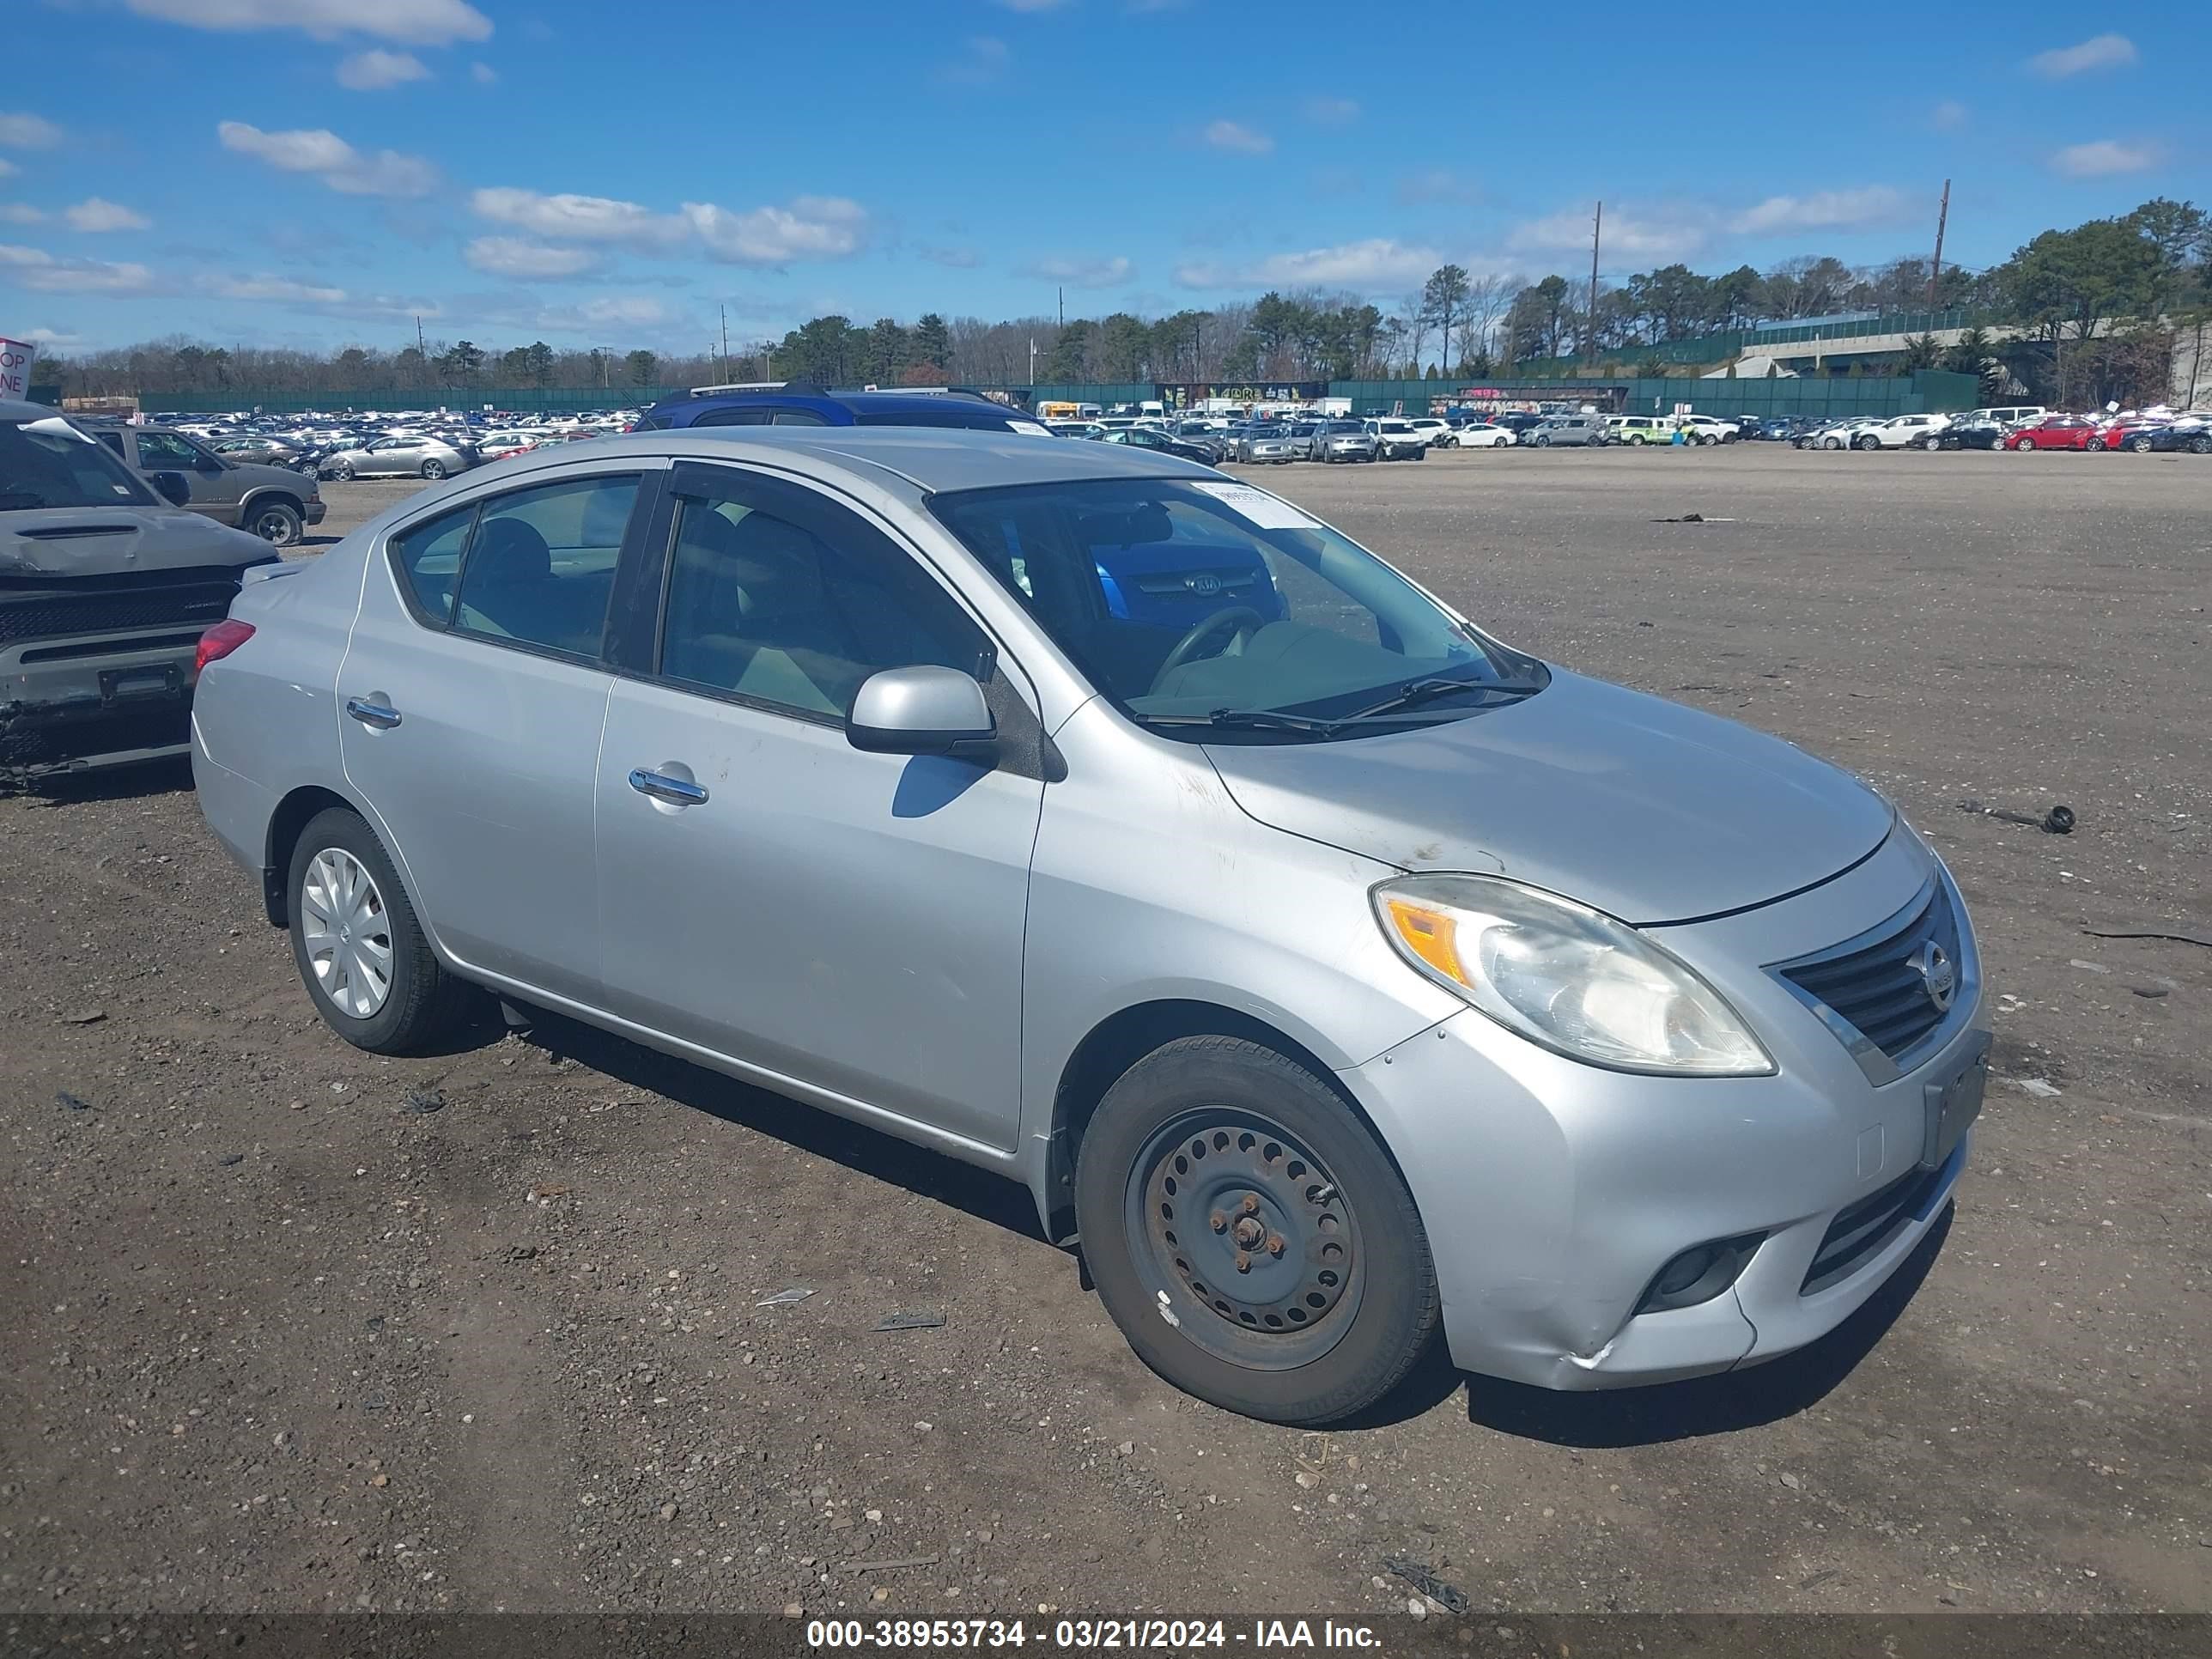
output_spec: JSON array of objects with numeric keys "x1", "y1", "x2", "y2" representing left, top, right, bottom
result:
[{"x1": 1373, "y1": 875, "x2": 1773, "y2": 1076}]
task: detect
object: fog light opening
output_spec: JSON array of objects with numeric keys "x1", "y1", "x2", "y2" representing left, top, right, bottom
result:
[{"x1": 1634, "y1": 1232, "x2": 1765, "y2": 1316}]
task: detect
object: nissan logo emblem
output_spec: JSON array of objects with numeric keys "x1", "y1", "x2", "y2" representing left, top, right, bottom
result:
[{"x1": 1911, "y1": 941, "x2": 1957, "y2": 1012}]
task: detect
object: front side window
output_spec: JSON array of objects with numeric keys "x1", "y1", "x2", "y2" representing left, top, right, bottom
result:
[
  {"x1": 658, "y1": 471, "x2": 988, "y2": 720},
  {"x1": 930, "y1": 478, "x2": 1542, "y2": 744},
  {"x1": 451, "y1": 474, "x2": 640, "y2": 658},
  {"x1": 135, "y1": 430, "x2": 204, "y2": 469}
]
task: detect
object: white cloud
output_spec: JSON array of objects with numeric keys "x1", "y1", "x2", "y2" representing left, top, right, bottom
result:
[
  {"x1": 1397, "y1": 168, "x2": 1481, "y2": 206},
  {"x1": 1202, "y1": 119, "x2": 1272, "y2": 155},
  {"x1": 210, "y1": 273, "x2": 349, "y2": 304},
  {"x1": 471, "y1": 185, "x2": 689, "y2": 245},
  {"x1": 64, "y1": 198, "x2": 152, "y2": 233},
  {"x1": 0, "y1": 161, "x2": 15, "y2": 179},
  {"x1": 0, "y1": 244, "x2": 157, "y2": 295},
  {"x1": 337, "y1": 49, "x2": 431, "y2": 90},
  {"x1": 1932, "y1": 100, "x2": 1967, "y2": 131},
  {"x1": 1023, "y1": 253, "x2": 1135, "y2": 288},
  {"x1": 125, "y1": 0, "x2": 491, "y2": 46},
  {"x1": 0, "y1": 204, "x2": 45, "y2": 224},
  {"x1": 465, "y1": 234, "x2": 604, "y2": 278},
  {"x1": 1303, "y1": 96, "x2": 1359, "y2": 125},
  {"x1": 1729, "y1": 186, "x2": 1908, "y2": 234},
  {"x1": 2051, "y1": 138, "x2": 2163, "y2": 177},
  {"x1": 471, "y1": 186, "x2": 869, "y2": 268},
  {"x1": 0, "y1": 112, "x2": 63, "y2": 149},
  {"x1": 939, "y1": 36, "x2": 1010, "y2": 85},
  {"x1": 1176, "y1": 237, "x2": 1443, "y2": 290},
  {"x1": 217, "y1": 120, "x2": 439, "y2": 196},
  {"x1": 684, "y1": 197, "x2": 869, "y2": 265},
  {"x1": 470, "y1": 61, "x2": 497, "y2": 84},
  {"x1": 2027, "y1": 33, "x2": 2136, "y2": 78},
  {"x1": 1510, "y1": 206, "x2": 1707, "y2": 262},
  {"x1": 21, "y1": 326, "x2": 80, "y2": 346},
  {"x1": 533, "y1": 295, "x2": 671, "y2": 333}
]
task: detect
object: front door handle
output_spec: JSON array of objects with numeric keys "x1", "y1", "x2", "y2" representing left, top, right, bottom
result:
[
  {"x1": 629, "y1": 768, "x2": 708, "y2": 806},
  {"x1": 345, "y1": 696, "x2": 401, "y2": 730}
]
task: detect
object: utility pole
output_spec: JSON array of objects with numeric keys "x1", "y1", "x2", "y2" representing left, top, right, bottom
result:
[
  {"x1": 1587, "y1": 201, "x2": 1602, "y2": 364},
  {"x1": 720, "y1": 304, "x2": 730, "y2": 380},
  {"x1": 1029, "y1": 336, "x2": 1037, "y2": 386},
  {"x1": 1928, "y1": 179, "x2": 1951, "y2": 308},
  {"x1": 1058, "y1": 287, "x2": 1064, "y2": 329},
  {"x1": 415, "y1": 314, "x2": 425, "y2": 356}
]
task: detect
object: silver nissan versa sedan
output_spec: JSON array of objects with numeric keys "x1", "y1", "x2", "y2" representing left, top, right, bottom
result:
[{"x1": 191, "y1": 428, "x2": 1986, "y2": 1425}]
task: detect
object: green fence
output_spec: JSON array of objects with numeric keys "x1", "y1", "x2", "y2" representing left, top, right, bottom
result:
[
  {"x1": 128, "y1": 386, "x2": 684, "y2": 416},
  {"x1": 1328, "y1": 370, "x2": 1975, "y2": 419}
]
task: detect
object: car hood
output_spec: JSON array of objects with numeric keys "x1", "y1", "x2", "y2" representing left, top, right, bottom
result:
[
  {"x1": 2, "y1": 505, "x2": 276, "y2": 578},
  {"x1": 1201, "y1": 669, "x2": 1895, "y2": 926},
  {"x1": 224, "y1": 458, "x2": 318, "y2": 492}
]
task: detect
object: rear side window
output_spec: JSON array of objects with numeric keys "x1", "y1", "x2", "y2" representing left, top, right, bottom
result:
[
  {"x1": 691, "y1": 407, "x2": 772, "y2": 428},
  {"x1": 389, "y1": 504, "x2": 476, "y2": 626},
  {"x1": 452, "y1": 474, "x2": 641, "y2": 660}
]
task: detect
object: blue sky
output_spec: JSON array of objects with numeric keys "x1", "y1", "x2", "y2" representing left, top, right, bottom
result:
[{"x1": 3, "y1": 1, "x2": 2203, "y2": 356}]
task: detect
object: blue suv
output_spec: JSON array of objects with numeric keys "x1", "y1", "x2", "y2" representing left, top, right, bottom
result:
[{"x1": 635, "y1": 382, "x2": 1051, "y2": 435}]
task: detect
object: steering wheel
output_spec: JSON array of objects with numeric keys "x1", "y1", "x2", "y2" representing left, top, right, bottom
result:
[{"x1": 1150, "y1": 605, "x2": 1266, "y2": 693}]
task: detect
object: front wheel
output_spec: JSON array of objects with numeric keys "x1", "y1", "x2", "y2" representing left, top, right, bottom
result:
[
  {"x1": 2129, "y1": 435, "x2": 2153, "y2": 453},
  {"x1": 1534, "y1": 434, "x2": 1550, "y2": 447},
  {"x1": 1074, "y1": 1036, "x2": 1439, "y2": 1425},
  {"x1": 247, "y1": 498, "x2": 303, "y2": 546},
  {"x1": 287, "y1": 808, "x2": 477, "y2": 1054},
  {"x1": 326, "y1": 461, "x2": 355, "y2": 482},
  {"x1": 2191, "y1": 435, "x2": 2212, "y2": 454}
]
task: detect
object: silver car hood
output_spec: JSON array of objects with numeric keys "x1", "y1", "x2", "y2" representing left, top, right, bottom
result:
[
  {"x1": 1202, "y1": 669, "x2": 1895, "y2": 926},
  {"x1": 1, "y1": 506, "x2": 274, "y2": 578}
]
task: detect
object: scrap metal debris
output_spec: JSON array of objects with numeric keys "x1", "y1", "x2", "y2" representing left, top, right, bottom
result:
[
  {"x1": 872, "y1": 1310, "x2": 945, "y2": 1332},
  {"x1": 756, "y1": 1286, "x2": 815, "y2": 1309},
  {"x1": 1956, "y1": 799, "x2": 2075, "y2": 834},
  {"x1": 2082, "y1": 927, "x2": 2212, "y2": 951},
  {"x1": 1381, "y1": 1555, "x2": 1471, "y2": 1615},
  {"x1": 55, "y1": 1091, "x2": 91, "y2": 1112}
]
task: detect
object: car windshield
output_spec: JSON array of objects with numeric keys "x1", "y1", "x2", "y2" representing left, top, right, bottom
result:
[
  {"x1": 0, "y1": 416, "x2": 159, "y2": 511},
  {"x1": 928, "y1": 477, "x2": 1543, "y2": 743}
]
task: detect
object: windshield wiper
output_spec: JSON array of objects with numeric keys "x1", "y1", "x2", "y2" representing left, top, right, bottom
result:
[
  {"x1": 0, "y1": 489, "x2": 51, "y2": 509},
  {"x1": 1336, "y1": 676, "x2": 1542, "y2": 724},
  {"x1": 1139, "y1": 708, "x2": 1342, "y2": 735}
]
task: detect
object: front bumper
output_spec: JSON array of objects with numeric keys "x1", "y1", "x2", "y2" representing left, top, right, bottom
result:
[
  {"x1": 302, "y1": 500, "x2": 327, "y2": 526},
  {"x1": 1336, "y1": 829, "x2": 1984, "y2": 1390}
]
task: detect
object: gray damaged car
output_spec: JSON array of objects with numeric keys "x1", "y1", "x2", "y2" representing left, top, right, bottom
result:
[
  {"x1": 190, "y1": 428, "x2": 1987, "y2": 1425},
  {"x1": 3, "y1": 400, "x2": 278, "y2": 783}
]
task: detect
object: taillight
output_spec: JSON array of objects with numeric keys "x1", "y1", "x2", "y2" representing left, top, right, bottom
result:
[{"x1": 194, "y1": 618, "x2": 256, "y2": 676}]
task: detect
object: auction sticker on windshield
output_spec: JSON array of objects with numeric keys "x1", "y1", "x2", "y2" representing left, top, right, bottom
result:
[{"x1": 1190, "y1": 479, "x2": 1322, "y2": 532}]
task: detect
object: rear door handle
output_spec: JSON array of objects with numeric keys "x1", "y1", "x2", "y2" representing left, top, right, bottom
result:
[
  {"x1": 345, "y1": 696, "x2": 401, "y2": 730},
  {"x1": 629, "y1": 768, "x2": 708, "y2": 806}
]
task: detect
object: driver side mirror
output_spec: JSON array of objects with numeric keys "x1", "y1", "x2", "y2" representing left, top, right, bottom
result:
[
  {"x1": 845, "y1": 665, "x2": 996, "y2": 757},
  {"x1": 149, "y1": 471, "x2": 192, "y2": 507}
]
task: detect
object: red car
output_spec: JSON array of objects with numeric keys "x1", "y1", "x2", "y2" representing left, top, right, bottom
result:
[{"x1": 2002, "y1": 415, "x2": 2098, "y2": 451}]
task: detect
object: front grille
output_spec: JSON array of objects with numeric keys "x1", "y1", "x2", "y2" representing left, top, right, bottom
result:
[
  {"x1": 0, "y1": 568, "x2": 248, "y2": 647},
  {"x1": 1780, "y1": 882, "x2": 1960, "y2": 1063},
  {"x1": 1801, "y1": 1162, "x2": 1945, "y2": 1294}
]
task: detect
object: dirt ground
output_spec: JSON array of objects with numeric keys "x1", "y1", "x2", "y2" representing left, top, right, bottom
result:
[{"x1": 3, "y1": 444, "x2": 2206, "y2": 1625}]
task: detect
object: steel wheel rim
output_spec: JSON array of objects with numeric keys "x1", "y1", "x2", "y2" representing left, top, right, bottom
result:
[
  {"x1": 1123, "y1": 1109, "x2": 1364, "y2": 1371},
  {"x1": 254, "y1": 506, "x2": 295, "y2": 544},
  {"x1": 300, "y1": 848, "x2": 394, "y2": 1019}
]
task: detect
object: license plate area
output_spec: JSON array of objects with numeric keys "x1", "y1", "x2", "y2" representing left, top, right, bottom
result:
[
  {"x1": 99, "y1": 663, "x2": 182, "y2": 705},
  {"x1": 1922, "y1": 1033, "x2": 1990, "y2": 1170}
]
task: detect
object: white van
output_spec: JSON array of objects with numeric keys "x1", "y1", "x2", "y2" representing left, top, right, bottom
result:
[{"x1": 1967, "y1": 405, "x2": 2046, "y2": 428}]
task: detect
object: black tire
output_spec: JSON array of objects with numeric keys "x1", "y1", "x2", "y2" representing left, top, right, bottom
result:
[
  {"x1": 1073, "y1": 1036, "x2": 1439, "y2": 1425},
  {"x1": 1855, "y1": 434, "x2": 1879, "y2": 450},
  {"x1": 286, "y1": 807, "x2": 476, "y2": 1055},
  {"x1": 327, "y1": 461, "x2": 355, "y2": 482},
  {"x1": 2128, "y1": 434, "x2": 2152, "y2": 453},
  {"x1": 421, "y1": 458, "x2": 447, "y2": 480},
  {"x1": 245, "y1": 496, "x2": 303, "y2": 547},
  {"x1": 2193, "y1": 436, "x2": 2212, "y2": 454}
]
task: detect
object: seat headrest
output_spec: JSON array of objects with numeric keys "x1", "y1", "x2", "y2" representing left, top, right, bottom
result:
[
  {"x1": 726, "y1": 512, "x2": 827, "y2": 623},
  {"x1": 471, "y1": 517, "x2": 551, "y2": 585}
]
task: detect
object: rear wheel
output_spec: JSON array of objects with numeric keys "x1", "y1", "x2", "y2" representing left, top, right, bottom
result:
[
  {"x1": 421, "y1": 459, "x2": 447, "y2": 480},
  {"x1": 1074, "y1": 1036, "x2": 1439, "y2": 1425},
  {"x1": 287, "y1": 807, "x2": 476, "y2": 1055}
]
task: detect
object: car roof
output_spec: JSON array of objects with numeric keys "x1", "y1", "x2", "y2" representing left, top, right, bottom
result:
[{"x1": 450, "y1": 425, "x2": 1218, "y2": 498}]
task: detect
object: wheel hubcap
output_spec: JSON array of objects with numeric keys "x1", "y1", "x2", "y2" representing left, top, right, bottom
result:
[
  {"x1": 1126, "y1": 1110, "x2": 1360, "y2": 1370},
  {"x1": 300, "y1": 848, "x2": 393, "y2": 1018}
]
